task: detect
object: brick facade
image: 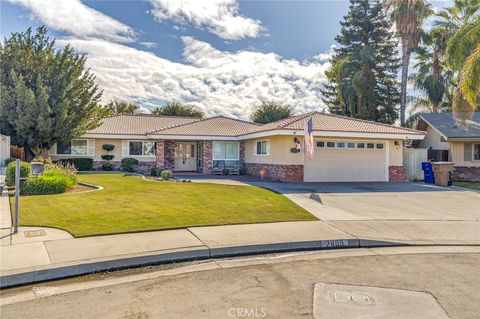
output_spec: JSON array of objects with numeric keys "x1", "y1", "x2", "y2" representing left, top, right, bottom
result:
[
  {"x1": 202, "y1": 141, "x2": 213, "y2": 174},
  {"x1": 155, "y1": 140, "x2": 175, "y2": 170},
  {"x1": 155, "y1": 140, "x2": 165, "y2": 167},
  {"x1": 452, "y1": 166, "x2": 480, "y2": 182},
  {"x1": 245, "y1": 163, "x2": 304, "y2": 182},
  {"x1": 389, "y1": 165, "x2": 406, "y2": 182},
  {"x1": 164, "y1": 140, "x2": 175, "y2": 169},
  {"x1": 239, "y1": 141, "x2": 245, "y2": 169}
]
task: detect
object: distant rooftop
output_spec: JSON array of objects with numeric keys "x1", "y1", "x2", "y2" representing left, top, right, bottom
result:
[{"x1": 419, "y1": 112, "x2": 480, "y2": 139}]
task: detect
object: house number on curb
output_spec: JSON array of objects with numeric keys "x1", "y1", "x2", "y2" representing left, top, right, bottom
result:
[{"x1": 321, "y1": 240, "x2": 349, "y2": 248}]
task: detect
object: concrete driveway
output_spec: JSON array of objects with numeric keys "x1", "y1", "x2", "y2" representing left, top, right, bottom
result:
[
  {"x1": 250, "y1": 181, "x2": 480, "y2": 245},
  {"x1": 253, "y1": 182, "x2": 480, "y2": 221}
]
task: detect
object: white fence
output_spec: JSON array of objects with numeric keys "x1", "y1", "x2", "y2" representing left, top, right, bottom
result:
[
  {"x1": 0, "y1": 135, "x2": 10, "y2": 167},
  {"x1": 403, "y1": 148, "x2": 427, "y2": 181}
]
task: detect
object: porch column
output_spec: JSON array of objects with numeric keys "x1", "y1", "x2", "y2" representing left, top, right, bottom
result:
[
  {"x1": 164, "y1": 140, "x2": 176, "y2": 169},
  {"x1": 239, "y1": 141, "x2": 245, "y2": 169},
  {"x1": 202, "y1": 141, "x2": 213, "y2": 174},
  {"x1": 156, "y1": 140, "x2": 165, "y2": 168}
]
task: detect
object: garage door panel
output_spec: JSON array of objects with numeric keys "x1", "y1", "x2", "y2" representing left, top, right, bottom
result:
[{"x1": 304, "y1": 147, "x2": 387, "y2": 182}]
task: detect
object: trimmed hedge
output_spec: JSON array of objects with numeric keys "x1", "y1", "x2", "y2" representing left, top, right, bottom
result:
[
  {"x1": 20, "y1": 175, "x2": 68, "y2": 195},
  {"x1": 5, "y1": 161, "x2": 30, "y2": 186},
  {"x1": 59, "y1": 158, "x2": 93, "y2": 171},
  {"x1": 121, "y1": 158, "x2": 138, "y2": 172}
]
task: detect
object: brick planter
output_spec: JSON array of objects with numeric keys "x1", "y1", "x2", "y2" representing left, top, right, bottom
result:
[
  {"x1": 452, "y1": 167, "x2": 480, "y2": 182},
  {"x1": 245, "y1": 163, "x2": 303, "y2": 182},
  {"x1": 389, "y1": 166, "x2": 406, "y2": 182}
]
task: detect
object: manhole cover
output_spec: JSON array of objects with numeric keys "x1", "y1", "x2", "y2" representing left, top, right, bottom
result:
[
  {"x1": 24, "y1": 230, "x2": 46, "y2": 238},
  {"x1": 313, "y1": 283, "x2": 449, "y2": 319}
]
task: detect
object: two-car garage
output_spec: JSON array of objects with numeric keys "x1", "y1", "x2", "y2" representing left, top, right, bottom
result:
[{"x1": 304, "y1": 140, "x2": 388, "y2": 182}]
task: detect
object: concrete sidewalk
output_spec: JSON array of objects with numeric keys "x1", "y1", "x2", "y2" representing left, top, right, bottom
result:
[{"x1": 1, "y1": 221, "x2": 360, "y2": 288}]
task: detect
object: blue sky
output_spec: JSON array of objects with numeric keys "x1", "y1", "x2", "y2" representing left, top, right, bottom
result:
[{"x1": 1, "y1": 0, "x2": 451, "y2": 119}]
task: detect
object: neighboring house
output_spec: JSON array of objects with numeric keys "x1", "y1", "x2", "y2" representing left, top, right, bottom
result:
[
  {"x1": 417, "y1": 112, "x2": 480, "y2": 182},
  {"x1": 0, "y1": 134, "x2": 11, "y2": 167},
  {"x1": 49, "y1": 112, "x2": 425, "y2": 182}
]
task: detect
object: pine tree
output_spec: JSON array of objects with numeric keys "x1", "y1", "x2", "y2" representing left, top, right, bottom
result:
[
  {"x1": 0, "y1": 26, "x2": 102, "y2": 158},
  {"x1": 321, "y1": 0, "x2": 401, "y2": 124}
]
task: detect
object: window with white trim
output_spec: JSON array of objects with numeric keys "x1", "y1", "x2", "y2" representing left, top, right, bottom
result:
[
  {"x1": 255, "y1": 140, "x2": 269, "y2": 155},
  {"x1": 129, "y1": 141, "x2": 156, "y2": 156},
  {"x1": 56, "y1": 139, "x2": 89, "y2": 155},
  {"x1": 475, "y1": 144, "x2": 480, "y2": 161}
]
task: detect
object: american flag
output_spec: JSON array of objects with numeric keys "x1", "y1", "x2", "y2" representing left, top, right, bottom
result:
[{"x1": 304, "y1": 117, "x2": 314, "y2": 159}]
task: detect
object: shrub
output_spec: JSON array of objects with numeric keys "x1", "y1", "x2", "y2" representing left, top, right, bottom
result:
[
  {"x1": 5, "y1": 161, "x2": 30, "y2": 186},
  {"x1": 43, "y1": 162, "x2": 77, "y2": 188},
  {"x1": 102, "y1": 144, "x2": 115, "y2": 152},
  {"x1": 59, "y1": 158, "x2": 93, "y2": 171},
  {"x1": 101, "y1": 154, "x2": 115, "y2": 161},
  {"x1": 102, "y1": 162, "x2": 115, "y2": 171},
  {"x1": 4, "y1": 158, "x2": 16, "y2": 166},
  {"x1": 151, "y1": 167, "x2": 164, "y2": 176},
  {"x1": 161, "y1": 170, "x2": 173, "y2": 180},
  {"x1": 121, "y1": 158, "x2": 138, "y2": 172},
  {"x1": 20, "y1": 175, "x2": 68, "y2": 195}
]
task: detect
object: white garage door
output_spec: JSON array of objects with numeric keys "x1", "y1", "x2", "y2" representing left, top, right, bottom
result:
[{"x1": 304, "y1": 140, "x2": 387, "y2": 182}]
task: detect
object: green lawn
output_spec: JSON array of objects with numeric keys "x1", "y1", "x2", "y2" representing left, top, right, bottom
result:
[
  {"x1": 453, "y1": 182, "x2": 480, "y2": 191},
  {"x1": 13, "y1": 174, "x2": 315, "y2": 237}
]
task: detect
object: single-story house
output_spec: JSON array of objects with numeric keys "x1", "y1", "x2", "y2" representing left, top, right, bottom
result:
[
  {"x1": 49, "y1": 112, "x2": 425, "y2": 182},
  {"x1": 417, "y1": 112, "x2": 480, "y2": 182}
]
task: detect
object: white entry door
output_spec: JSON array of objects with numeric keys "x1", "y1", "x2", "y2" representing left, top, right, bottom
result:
[
  {"x1": 175, "y1": 142, "x2": 197, "y2": 171},
  {"x1": 304, "y1": 141, "x2": 387, "y2": 182}
]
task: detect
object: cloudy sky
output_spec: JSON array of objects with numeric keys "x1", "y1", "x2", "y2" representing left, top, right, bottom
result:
[{"x1": 1, "y1": 0, "x2": 451, "y2": 119}]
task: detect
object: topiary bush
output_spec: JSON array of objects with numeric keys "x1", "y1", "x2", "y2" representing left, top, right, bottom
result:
[
  {"x1": 102, "y1": 162, "x2": 115, "y2": 171},
  {"x1": 5, "y1": 161, "x2": 30, "y2": 186},
  {"x1": 102, "y1": 144, "x2": 115, "y2": 152},
  {"x1": 121, "y1": 158, "x2": 139, "y2": 172},
  {"x1": 59, "y1": 158, "x2": 93, "y2": 171},
  {"x1": 20, "y1": 175, "x2": 68, "y2": 195},
  {"x1": 101, "y1": 155, "x2": 114, "y2": 161},
  {"x1": 161, "y1": 169, "x2": 173, "y2": 180}
]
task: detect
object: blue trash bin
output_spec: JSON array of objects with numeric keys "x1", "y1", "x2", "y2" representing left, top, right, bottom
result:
[{"x1": 421, "y1": 162, "x2": 435, "y2": 184}]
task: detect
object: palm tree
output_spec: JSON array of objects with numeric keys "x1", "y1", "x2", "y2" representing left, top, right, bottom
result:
[
  {"x1": 410, "y1": 28, "x2": 453, "y2": 113},
  {"x1": 435, "y1": 0, "x2": 480, "y2": 34},
  {"x1": 446, "y1": 18, "x2": 480, "y2": 114},
  {"x1": 387, "y1": 0, "x2": 432, "y2": 126}
]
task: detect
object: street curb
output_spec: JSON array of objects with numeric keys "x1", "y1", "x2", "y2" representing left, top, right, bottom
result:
[{"x1": 0, "y1": 238, "x2": 405, "y2": 289}]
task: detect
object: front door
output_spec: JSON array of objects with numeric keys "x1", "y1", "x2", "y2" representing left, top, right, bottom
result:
[{"x1": 174, "y1": 142, "x2": 197, "y2": 171}]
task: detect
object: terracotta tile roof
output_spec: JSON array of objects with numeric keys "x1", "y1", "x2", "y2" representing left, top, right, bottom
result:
[
  {"x1": 86, "y1": 112, "x2": 425, "y2": 137},
  {"x1": 88, "y1": 115, "x2": 199, "y2": 135},
  {"x1": 251, "y1": 112, "x2": 425, "y2": 135},
  {"x1": 149, "y1": 116, "x2": 262, "y2": 137}
]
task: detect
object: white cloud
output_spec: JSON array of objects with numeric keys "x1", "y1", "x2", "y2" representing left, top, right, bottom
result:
[
  {"x1": 148, "y1": 0, "x2": 264, "y2": 40},
  {"x1": 8, "y1": 0, "x2": 136, "y2": 42},
  {"x1": 58, "y1": 37, "x2": 331, "y2": 119},
  {"x1": 139, "y1": 41, "x2": 158, "y2": 49}
]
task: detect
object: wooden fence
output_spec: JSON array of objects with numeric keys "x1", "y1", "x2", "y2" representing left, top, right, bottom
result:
[{"x1": 9, "y1": 145, "x2": 25, "y2": 161}]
